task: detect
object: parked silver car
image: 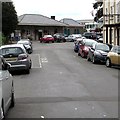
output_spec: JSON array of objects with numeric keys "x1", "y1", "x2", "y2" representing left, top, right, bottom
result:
[
  {"x1": 0, "y1": 56, "x2": 14, "y2": 120},
  {"x1": 17, "y1": 40, "x2": 33, "y2": 54},
  {"x1": 0, "y1": 44, "x2": 32, "y2": 74},
  {"x1": 65, "y1": 34, "x2": 82, "y2": 42}
]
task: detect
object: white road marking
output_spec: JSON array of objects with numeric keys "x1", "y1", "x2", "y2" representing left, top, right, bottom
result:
[
  {"x1": 30, "y1": 54, "x2": 49, "y2": 68},
  {"x1": 30, "y1": 54, "x2": 42, "y2": 68},
  {"x1": 75, "y1": 108, "x2": 78, "y2": 110},
  {"x1": 41, "y1": 57, "x2": 48, "y2": 63},
  {"x1": 59, "y1": 72, "x2": 63, "y2": 74},
  {"x1": 41, "y1": 115, "x2": 45, "y2": 118},
  {"x1": 38, "y1": 54, "x2": 42, "y2": 68}
]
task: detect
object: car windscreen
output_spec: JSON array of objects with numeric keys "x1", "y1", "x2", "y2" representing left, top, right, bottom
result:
[
  {"x1": 96, "y1": 44, "x2": 110, "y2": 52},
  {"x1": 114, "y1": 46, "x2": 120, "y2": 54},
  {"x1": 1, "y1": 47, "x2": 24, "y2": 56},
  {"x1": 85, "y1": 41, "x2": 96, "y2": 47}
]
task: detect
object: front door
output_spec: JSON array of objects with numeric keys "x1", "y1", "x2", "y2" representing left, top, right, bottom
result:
[{"x1": 38, "y1": 32, "x2": 42, "y2": 39}]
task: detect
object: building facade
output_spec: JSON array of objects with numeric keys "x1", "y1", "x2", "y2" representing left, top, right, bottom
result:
[
  {"x1": 17, "y1": 14, "x2": 68, "y2": 41},
  {"x1": 103, "y1": 0, "x2": 120, "y2": 45},
  {"x1": 17, "y1": 14, "x2": 85, "y2": 41},
  {"x1": 60, "y1": 18, "x2": 85, "y2": 35}
]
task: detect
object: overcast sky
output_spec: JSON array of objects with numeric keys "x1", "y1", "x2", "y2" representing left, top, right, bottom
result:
[{"x1": 12, "y1": 0, "x2": 96, "y2": 20}]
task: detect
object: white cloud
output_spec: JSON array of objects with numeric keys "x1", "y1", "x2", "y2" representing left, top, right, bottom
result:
[{"x1": 12, "y1": 0, "x2": 95, "y2": 20}]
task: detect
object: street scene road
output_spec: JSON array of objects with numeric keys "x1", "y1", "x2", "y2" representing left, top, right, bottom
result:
[{"x1": 6, "y1": 41, "x2": 118, "y2": 118}]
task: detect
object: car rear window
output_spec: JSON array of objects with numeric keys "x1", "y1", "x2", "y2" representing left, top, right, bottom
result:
[
  {"x1": 1, "y1": 47, "x2": 24, "y2": 55},
  {"x1": 84, "y1": 40, "x2": 96, "y2": 47}
]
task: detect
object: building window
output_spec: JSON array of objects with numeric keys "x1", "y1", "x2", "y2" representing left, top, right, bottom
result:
[
  {"x1": 111, "y1": 6, "x2": 113, "y2": 14},
  {"x1": 77, "y1": 29, "x2": 79, "y2": 34},
  {"x1": 106, "y1": 8, "x2": 108, "y2": 14},
  {"x1": 74, "y1": 29, "x2": 76, "y2": 34},
  {"x1": 26, "y1": 30, "x2": 31, "y2": 35},
  {"x1": 105, "y1": 8, "x2": 108, "y2": 21}
]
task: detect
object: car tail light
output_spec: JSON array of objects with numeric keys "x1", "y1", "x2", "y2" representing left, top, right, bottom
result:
[
  {"x1": 18, "y1": 54, "x2": 28, "y2": 60},
  {"x1": 84, "y1": 46, "x2": 89, "y2": 51}
]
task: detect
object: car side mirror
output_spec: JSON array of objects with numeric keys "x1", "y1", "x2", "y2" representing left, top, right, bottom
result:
[{"x1": 91, "y1": 47, "x2": 95, "y2": 50}]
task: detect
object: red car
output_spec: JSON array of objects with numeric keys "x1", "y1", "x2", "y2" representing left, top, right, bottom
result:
[
  {"x1": 40, "y1": 35, "x2": 55, "y2": 43},
  {"x1": 78, "y1": 39, "x2": 97, "y2": 58}
]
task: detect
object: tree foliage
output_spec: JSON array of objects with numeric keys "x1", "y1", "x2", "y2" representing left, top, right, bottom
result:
[
  {"x1": 2, "y1": 2, "x2": 18, "y2": 37},
  {"x1": 93, "y1": 1, "x2": 103, "y2": 22}
]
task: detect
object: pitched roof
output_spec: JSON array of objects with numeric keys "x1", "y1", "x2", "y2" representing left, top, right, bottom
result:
[
  {"x1": 77, "y1": 19, "x2": 94, "y2": 23},
  {"x1": 18, "y1": 14, "x2": 67, "y2": 27},
  {"x1": 60, "y1": 18, "x2": 84, "y2": 27}
]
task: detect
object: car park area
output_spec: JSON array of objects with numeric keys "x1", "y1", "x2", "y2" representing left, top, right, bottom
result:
[{"x1": 4, "y1": 41, "x2": 118, "y2": 118}]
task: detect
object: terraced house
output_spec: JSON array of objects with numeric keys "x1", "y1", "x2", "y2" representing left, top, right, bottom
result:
[{"x1": 103, "y1": 0, "x2": 120, "y2": 45}]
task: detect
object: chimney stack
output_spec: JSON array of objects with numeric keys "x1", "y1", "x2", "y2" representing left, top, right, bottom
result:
[{"x1": 51, "y1": 16, "x2": 55, "y2": 20}]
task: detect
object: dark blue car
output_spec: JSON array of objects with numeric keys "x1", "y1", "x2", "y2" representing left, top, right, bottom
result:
[
  {"x1": 74, "y1": 40, "x2": 82, "y2": 53},
  {"x1": 87, "y1": 43, "x2": 110, "y2": 64}
]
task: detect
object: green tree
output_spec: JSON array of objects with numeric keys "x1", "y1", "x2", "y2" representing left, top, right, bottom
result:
[
  {"x1": 93, "y1": 1, "x2": 103, "y2": 22},
  {"x1": 2, "y1": 2, "x2": 18, "y2": 42}
]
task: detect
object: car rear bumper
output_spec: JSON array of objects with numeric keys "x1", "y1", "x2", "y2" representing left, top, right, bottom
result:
[{"x1": 7, "y1": 60, "x2": 30, "y2": 71}]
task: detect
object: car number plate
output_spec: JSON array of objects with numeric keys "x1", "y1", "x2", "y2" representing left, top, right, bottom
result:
[{"x1": 5, "y1": 57, "x2": 17, "y2": 61}]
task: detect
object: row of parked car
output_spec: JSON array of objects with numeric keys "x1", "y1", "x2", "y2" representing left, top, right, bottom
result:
[
  {"x1": 74, "y1": 37, "x2": 120, "y2": 67},
  {"x1": 0, "y1": 38, "x2": 33, "y2": 120},
  {"x1": 39, "y1": 32, "x2": 103, "y2": 43}
]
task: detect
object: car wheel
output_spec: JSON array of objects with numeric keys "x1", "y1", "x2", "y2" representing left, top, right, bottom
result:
[
  {"x1": 28, "y1": 50, "x2": 32, "y2": 54},
  {"x1": 92, "y1": 56, "x2": 96, "y2": 64},
  {"x1": 10, "y1": 92, "x2": 15, "y2": 108},
  {"x1": 1, "y1": 101, "x2": 5, "y2": 120},
  {"x1": 29, "y1": 61, "x2": 32, "y2": 69},
  {"x1": 106, "y1": 58, "x2": 111, "y2": 67},
  {"x1": 26, "y1": 69, "x2": 30, "y2": 74},
  {"x1": 78, "y1": 52, "x2": 80, "y2": 56}
]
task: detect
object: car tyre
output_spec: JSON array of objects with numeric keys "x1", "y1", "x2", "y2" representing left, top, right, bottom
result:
[
  {"x1": 1, "y1": 101, "x2": 5, "y2": 120},
  {"x1": 10, "y1": 92, "x2": 15, "y2": 108},
  {"x1": 26, "y1": 69, "x2": 30, "y2": 74},
  {"x1": 78, "y1": 52, "x2": 80, "y2": 56},
  {"x1": 29, "y1": 61, "x2": 32, "y2": 69},
  {"x1": 106, "y1": 58, "x2": 111, "y2": 67}
]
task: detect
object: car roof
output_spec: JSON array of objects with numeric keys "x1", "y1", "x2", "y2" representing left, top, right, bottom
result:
[
  {"x1": 17, "y1": 40, "x2": 29, "y2": 44},
  {"x1": 20, "y1": 39, "x2": 30, "y2": 41},
  {"x1": 0, "y1": 44, "x2": 25, "y2": 49},
  {"x1": 43, "y1": 35, "x2": 52, "y2": 37},
  {"x1": 83, "y1": 39, "x2": 96, "y2": 41}
]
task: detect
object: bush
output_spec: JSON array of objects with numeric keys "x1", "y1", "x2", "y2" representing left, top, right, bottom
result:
[{"x1": 0, "y1": 34, "x2": 8, "y2": 45}]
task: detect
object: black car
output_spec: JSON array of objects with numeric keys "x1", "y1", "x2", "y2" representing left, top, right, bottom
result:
[
  {"x1": 83, "y1": 32, "x2": 97, "y2": 40},
  {"x1": 17, "y1": 39, "x2": 33, "y2": 54},
  {"x1": 53, "y1": 33, "x2": 67, "y2": 42},
  {"x1": 87, "y1": 43, "x2": 110, "y2": 64}
]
